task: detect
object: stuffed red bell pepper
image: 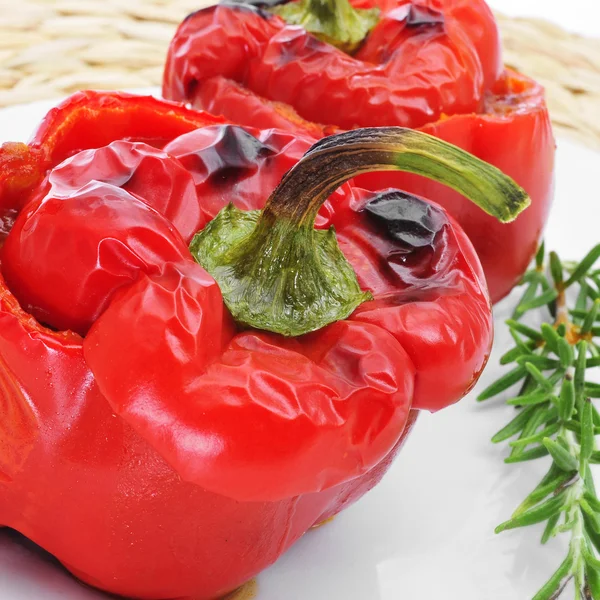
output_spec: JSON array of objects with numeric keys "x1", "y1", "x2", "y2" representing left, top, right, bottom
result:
[
  {"x1": 162, "y1": 0, "x2": 555, "y2": 303},
  {"x1": 0, "y1": 91, "x2": 528, "y2": 599}
]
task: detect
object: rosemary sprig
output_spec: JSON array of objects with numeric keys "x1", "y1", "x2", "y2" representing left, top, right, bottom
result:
[{"x1": 479, "y1": 242, "x2": 600, "y2": 600}]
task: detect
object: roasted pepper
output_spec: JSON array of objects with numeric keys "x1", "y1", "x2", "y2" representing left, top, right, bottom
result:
[
  {"x1": 162, "y1": 0, "x2": 555, "y2": 303},
  {"x1": 0, "y1": 92, "x2": 528, "y2": 599}
]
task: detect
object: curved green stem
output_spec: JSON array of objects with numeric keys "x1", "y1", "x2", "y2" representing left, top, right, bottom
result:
[
  {"x1": 263, "y1": 127, "x2": 530, "y2": 228},
  {"x1": 190, "y1": 127, "x2": 529, "y2": 337}
]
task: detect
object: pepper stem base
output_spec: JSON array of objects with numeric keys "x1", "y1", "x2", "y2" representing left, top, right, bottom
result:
[
  {"x1": 270, "y1": 0, "x2": 379, "y2": 53},
  {"x1": 190, "y1": 204, "x2": 371, "y2": 337}
]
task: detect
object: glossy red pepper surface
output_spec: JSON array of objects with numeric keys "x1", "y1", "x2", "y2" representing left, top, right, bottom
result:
[
  {"x1": 163, "y1": 0, "x2": 555, "y2": 302},
  {"x1": 0, "y1": 92, "x2": 492, "y2": 599}
]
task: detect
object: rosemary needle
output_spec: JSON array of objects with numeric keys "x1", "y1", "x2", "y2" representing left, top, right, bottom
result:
[{"x1": 479, "y1": 243, "x2": 600, "y2": 600}]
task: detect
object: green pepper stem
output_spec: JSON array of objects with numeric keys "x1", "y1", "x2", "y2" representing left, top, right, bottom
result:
[
  {"x1": 270, "y1": 0, "x2": 379, "y2": 53},
  {"x1": 262, "y1": 127, "x2": 530, "y2": 230},
  {"x1": 191, "y1": 127, "x2": 529, "y2": 337}
]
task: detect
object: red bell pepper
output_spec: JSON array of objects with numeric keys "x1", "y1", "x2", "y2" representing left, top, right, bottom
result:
[
  {"x1": 0, "y1": 92, "x2": 528, "y2": 599},
  {"x1": 0, "y1": 90, "x2": 226, "y2": 217},
  {"x1": 162, "y1": 0, "x2": 555, "y2": 303}
]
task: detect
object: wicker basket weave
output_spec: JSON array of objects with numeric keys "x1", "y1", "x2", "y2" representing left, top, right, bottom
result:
[{"x1": 0, "y1": 0, "x2": 599, "y2": 148}]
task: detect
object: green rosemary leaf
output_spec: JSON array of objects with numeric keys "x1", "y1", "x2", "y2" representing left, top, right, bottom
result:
[
  {"x1": 581, "y1": 398, "x2": 596, "y2": 466},
  {"x1": 586, "y1": 280, "x2": 600, "y2": 301},
  {"x1": 519, "y1": 373, "x2": 538, "y2": 398},
  {"x1": 582, "y1": 300, "x2": 600, "y2": 335},
  {"x1": 549, "y1": 370, "x2": 569, "y2": 387},
  {"x1": 477, "y1": 365, "x2": 528, "y2": 401},
  {"x1": 507, "y1": 319, "x2": 545, "y2": 342},
  {"x1": 565, "y1": 244, "x2": 600, "y2": 288},
  {"x1": 513, "y1": 279, "x2": 542, "y2": 319},
  {"x1": 588, "y1": 357, "x2": 600, "y2": 368},
  {"x1": 576, "y1": 342, "x2": 589, "y2": 399},
  {"x1": 564, "y1": 421, "x2": 582, "y2": 433},
  {"x1": 573, "y1": 281, "x2": 590, "y2": 325},
  {"x1": 536, "y1": 242, "x2": 546, "y2": 269},
  {"x1": 525, "y1": 363, "x2": 557, "y2": 391},
  {"x1": 510, "y1": 423, "x2": 561, "y2": 448},
  {"x1": 541, "y1": 513, "x2": 561, "y2": 544},
  {"x1": 514, "y1": 467, "x2": 576, "y2": 517},
  {"x1": 517, "y1": 288, "x2": 560, "y2": 317},
  {"x1": 564, "y1": 421, "x2": 600, "y2": 436},
  {"x1": 515, "y1": 356, "x2": 561, "y2": 370},
  {"x1": 570, "y1": 308, "x2": 595, "y2": 321},
  {"x1": 496, "y1": 488, "x2": 569, "y2": 533},
  {"x1": 506, "y1": 392, "x2": 551, "y2": 407},
  {"x1": 584, "y1": 562, "x2": 600, "y2": 600},
  {"x1": 581, "y1": 500, "x2": 600, "y2": 534},
  {"x1": 585, "y1": 513, "x2": 600, "y2": 554},
  {"x1": 585, "y1": 384, "x2": 600, "y2": 398},
  {"x1": 509, "y1": 329, "x2": 531, "y2": 353},
  {"x1": 492, "y1": 405, "x2": 537, "y2": 443},
  {"x1": 509, "y1": 407, "x2": 558, "y2": 460},
  {"x1": 550, "y1": 252, "x2": 564, "y2": 287},
  {"x1": 557, "y1": 338, "x2": 575, "y2": 368},
  {"x1": 521, "y1": 270, "x2": 542, "y2": 284},
  {"x1": 500, "y1": 342, "x2": 537, "y2": 366},
  {"x1": 505, "y1": 446, "x2": 550, "y2": 463},
  {"x1": 590, "y1": 451, "x2": 600, "y2": 465},
  {"x1": 585, "y1": 464, "x2": 597, "y2": 496},
  {"x1": 541, "y1": 323, "x2": 561, "y2": 355},
  {"x1": 559, "y1": 375, "x2": 576, "y2": 422},
  {"x1": 543, "y1": 438, "x2": 579, "y2": 472},
  {"x1": 557, "y1": 434, "x2": 571, "y2": 452},
  {"x1": 584, "y1": 492, "x2": 600, "y2": 513},
  {"x1": 582, "y1": 540, "x2": 600, "y2": 571},
  {"x1": 531, "y1": 553, "x2": 574, "y2": 600}
]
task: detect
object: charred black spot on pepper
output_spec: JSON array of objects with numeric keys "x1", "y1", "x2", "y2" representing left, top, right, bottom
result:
[
  {"x1": 195, "y1": 125, "x2": 276, "y2": 184},
  {"x1": 364, "y1": 190, "x2": 447, "y2": 249},
  {"x1": 406, "y1": 5, "x2": 445, "y2": 28},
  {"x1": 364, "y1": 190, "x2": 449, "y2": 282}
]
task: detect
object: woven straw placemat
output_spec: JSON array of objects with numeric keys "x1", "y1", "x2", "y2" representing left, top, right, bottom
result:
[{"x1": 0, "y1": 0, "x2": 599, "y2": 149}]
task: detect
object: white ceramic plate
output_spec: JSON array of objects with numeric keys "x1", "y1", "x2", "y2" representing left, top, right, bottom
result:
[{"x1": 0, "y1": 97, "x2": 599, "y2": 600}]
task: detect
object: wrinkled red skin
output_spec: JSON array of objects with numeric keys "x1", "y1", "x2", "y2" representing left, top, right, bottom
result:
[
  {"x1": 357, "y1": 73, "x2": 555, "y2": 303},
  {"x1": 164, "y1": 0, "x2": 499, "y2": 129},
  {"x1": 0, "y1": 90, "x2": 226, "y2": 216},
  {"x1": 0, "y1": 93, "x2": 491, "y2": 599},
  {"x1": 162, "y1": 0, "x2": 555, "y2": 303}
]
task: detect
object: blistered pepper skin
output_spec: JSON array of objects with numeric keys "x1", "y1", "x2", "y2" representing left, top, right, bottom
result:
[
  {"x1": 163, "y1": 0, "x2": 555, "y2": 303},
  {"x1": 0, "y1": 289, "x2": 417, "y2": 599},
  {"x1": 164, "y1": 0, "x2": 499, "y2": 130},
  {"x1": 0, "y1": 93, "x2": 492, "y2": 599},
  {"x1": 0, "y1": 90, "x2": 226, "y2": 216}
]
